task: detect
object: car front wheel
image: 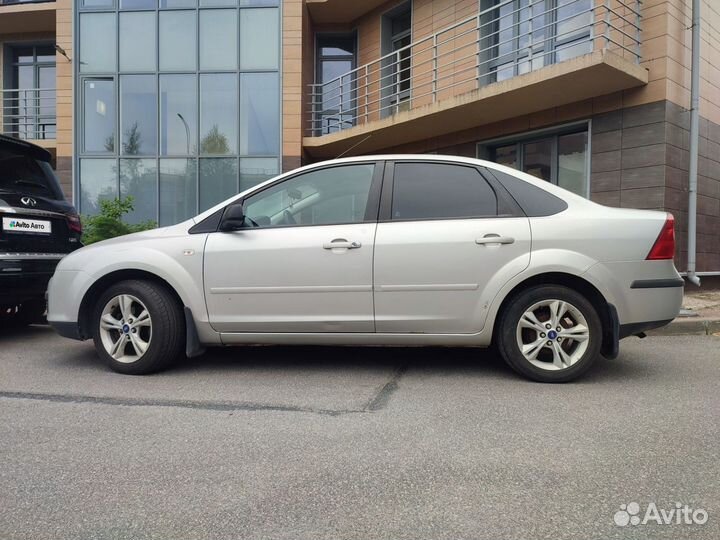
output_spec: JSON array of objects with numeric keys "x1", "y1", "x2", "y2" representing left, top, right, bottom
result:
[
  {"x1": 496, "y1": 285, "x2": 602, "y2": 383},
  {"x1": 92, "y1": 279, "x2": 184, "y2": 374}
]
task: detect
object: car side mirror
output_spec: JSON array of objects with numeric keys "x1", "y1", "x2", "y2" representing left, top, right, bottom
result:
[{"x1": 219, "y1": 204, "x2": 246, "y2": 232}]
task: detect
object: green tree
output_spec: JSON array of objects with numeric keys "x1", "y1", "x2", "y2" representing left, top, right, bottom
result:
[
  {"x1": 200, "y1": 125, "x2": 229, "y2": 155},
  {"x1": 82, "y1": 196, "x2": 156, "y2": 245}
]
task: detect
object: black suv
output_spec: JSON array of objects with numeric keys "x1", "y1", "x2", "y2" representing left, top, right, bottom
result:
[{"x1": 0, "y1": 135, "x2": 82, "y2": 324}]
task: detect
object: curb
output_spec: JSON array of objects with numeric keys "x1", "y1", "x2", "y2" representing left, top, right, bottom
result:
[{"x1": 648, "y1": 318, "x2": 720, "y2": 336}]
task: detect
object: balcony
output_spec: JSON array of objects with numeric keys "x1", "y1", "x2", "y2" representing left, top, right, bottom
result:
[
  {"x1": 1, "y1": 88, "x2": 57, "y2": 145},
  {"x1": 0, "y1": 0, "x2": 56, "y2": 34},
  {"x1": 305, "y1": 0, "x2": 647, "y2": 158}
]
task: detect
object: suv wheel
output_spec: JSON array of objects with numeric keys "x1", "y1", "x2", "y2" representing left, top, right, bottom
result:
[
  {"x1": 92, "y1": 280, "x2": 184, "y2": 374},
  {"x1": 496, "y1": 285, "x2": 602, "y2": 383}
]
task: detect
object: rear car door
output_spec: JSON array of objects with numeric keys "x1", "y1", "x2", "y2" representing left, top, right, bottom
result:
[
  {"x1": 203, "y1": 161, "x2": 383, "y2": 333},
  {"x1": 373, "y1": 160, "x2": 531, "y2": 334}
]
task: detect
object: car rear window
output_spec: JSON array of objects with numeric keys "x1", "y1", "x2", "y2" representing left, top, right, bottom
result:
[
  {"x1": 391, "y1": 162, "x2": 498, "y2": 220},
  {"x1": 0, "y1": 149, "x2": 63, "y2": 200}
]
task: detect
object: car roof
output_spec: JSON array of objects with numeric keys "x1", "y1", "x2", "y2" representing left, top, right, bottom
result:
[{"x1": 0, "y1": 134, "x2": 52, "y2": 162}]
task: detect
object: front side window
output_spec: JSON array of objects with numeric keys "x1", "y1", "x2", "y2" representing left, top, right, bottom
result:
[
  {"x1": 391, "y1": 162, "x2": 498, "y2": 220},
  {"x1": 243, "y1": 164, "x2": 375, "y2": 228}
]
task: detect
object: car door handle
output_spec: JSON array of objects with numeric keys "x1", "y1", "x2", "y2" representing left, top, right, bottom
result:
[
  {"x1": 323, "y1": 239, "x2": 362, "y2": 250},
  {"x1": 475, "y1": 234, "x2": 515, "y2": 245}
]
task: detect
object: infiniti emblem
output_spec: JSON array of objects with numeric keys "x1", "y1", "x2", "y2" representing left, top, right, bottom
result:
[{"x1": 20, "y1": 196, "x2": 37, "y2": 207}]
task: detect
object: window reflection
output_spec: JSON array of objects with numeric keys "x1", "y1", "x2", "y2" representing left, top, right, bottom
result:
[
  {"x1": 120, "y1": 159, "x2": 157, "y2": 224},
  {"x1": 120, "y1": 12, "x2": 156, "y2": 72},
  {"x1": 160, "y1": 75, "x2": 197, "y2": 156},
  {"x1": 80, "y1": 159, "x2": 117, "y2": 215},
  {"x1": 199, "y1": 158, "x2": 238, "y2": 211},
  {"x1": 200, "y1": 10, "x2": 238, "y2": 70},
  {"x1": 120, "y1": 75, "x2": 157, "y2": 156},
  {"x1": 200, "y1": 74, "x2": 238, "y2": 155},
  {"x1": 240, "y1": 157, "x2": 279, "y2": 192},
  {"x1": 240, "y1": 9, "x2": 279, "y2": 70},
  {"x1": 80, "y1": 13, "x2": 116, "y2": 73},
  {"x1": 240, "y1": 73, "x2": 279, "y2": 156},
  {"x1": 160, "y1": 159, "x2": 198, "y2": 225},
  {"x1": 83, "y1": 79, "x2": 115, "y2": 153},
  {"x1": 159, "y1": 11, "x2": 196, "y2": 71}
]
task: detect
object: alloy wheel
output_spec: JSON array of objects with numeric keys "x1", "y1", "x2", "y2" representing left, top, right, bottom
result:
[
  {"x1": 98, "y1": 294, "x2": 152, "y2": 364},
  {"x1": 515, "y1": 299, "x2": 590, "y2": 371}
]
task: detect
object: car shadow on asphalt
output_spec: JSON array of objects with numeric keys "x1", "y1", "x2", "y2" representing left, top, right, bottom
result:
[{"x1": 1, "y1": 324, "x2": 657, "y2": 384}]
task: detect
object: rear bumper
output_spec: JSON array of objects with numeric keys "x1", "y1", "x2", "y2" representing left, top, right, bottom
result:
[
  {"x1": 0, "y1": 253, "x2": 63, "y2": 304},
  {"x1": 583, "y1": 260, "x2": 683, "y2": 328},
  {"x1": 620, "y1": 318, "x2": 674, "y2": 338}
]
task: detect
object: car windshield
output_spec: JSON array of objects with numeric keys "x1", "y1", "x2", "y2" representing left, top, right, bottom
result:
[{"x1": 0, "y1": 149, "x2": 63, "y2": 200}]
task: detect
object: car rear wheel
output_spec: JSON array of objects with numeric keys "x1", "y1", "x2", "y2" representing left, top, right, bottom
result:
[
  {"x1": 92, "y1": 279, "x2": 184, "y2": 374},
  {"x1": 496, "y1": 285, "x2": 602, "y2": 382}
]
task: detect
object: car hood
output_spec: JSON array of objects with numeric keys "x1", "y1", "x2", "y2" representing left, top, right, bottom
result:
[{"x1": 56, "y1": 220, "x2": 193, "y2": 271}]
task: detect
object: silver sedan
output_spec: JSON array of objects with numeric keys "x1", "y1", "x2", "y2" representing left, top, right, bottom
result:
[{"x1": 48, "y1": 155, "x2": 683, "y2": 382}]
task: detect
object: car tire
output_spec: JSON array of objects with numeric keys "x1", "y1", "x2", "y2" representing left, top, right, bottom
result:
[
  {"x1": 496, "y1": 285, "x2": 602, "y2": 383},
  {"x1": 92, "y1": 279, "x2": 184, "y2": 375}
]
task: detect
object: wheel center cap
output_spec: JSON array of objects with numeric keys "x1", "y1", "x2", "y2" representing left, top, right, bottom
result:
[
  {"x1": 122, "y1": 324, "x2": 130, "y2": 334},
  {"x1": 547, "y1": 330, "x2": 558, "y2": 340}
]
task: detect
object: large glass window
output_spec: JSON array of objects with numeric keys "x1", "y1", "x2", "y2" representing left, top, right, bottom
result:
[
  {"x1": 77, "y1": 2, "x2": 281, "y2": 223},
  {"x1": 240, "y1": 157, "x2": 279, "y2": 192},
  {"x1": 200, "y1": 10, "x2": 238, "y2": 70},
  {"x1": 478, "y1": 126, "x2": 589, "y2": 197},
  {"x1": 314, "y1": 34, "x2": 356, "y2": 135},
  {"x1": 240, "y1": 9, "x2": 279, "y2": 70},
  {"x1": 199, "y1": 158, "x2": 238, "y2": 211},
  {"x1": 120, "y1": 159, "x2": 157, "y2": 223},
  {"x1": 480, "y1": 0, "x2": 592, "y2": 84},
  {"x1": 200, "y1": 74, "x2": 238, "y2": 156},
  {"x1": 120, "y1": 75, "x2": 157, "y2": 156},
  {"x1": 240, "y1": 73, "x2": 279, "y2": 156},
  {"x1": 6, "y1": 45, "x2": 56, "y2": 140},
  {"x1": 159, "y1": 11, "x2": 196, "y2": 71},
  {"x1": 160, "y1": 75, "x2": 197, "y2": 156},
  {"x1": 83, "y1": 79, "x2": 115, "y2": 153},
  {"x1": 79, "y1": 159, "x2": 117, "y2": 214},
  {"x1": 391, "y1": 163, "x2": 498, "y2": 220},
  {"x1": 243, "y1": 164, "x2": 375, "y2": 228},
  {"x1": 160, "y1": 159, "x2": 197, "y2": 225},
  {"x1": 120, "y1": 12, "x2": 156, "y2": 72},
  {"x1": 79, "y1": 13, "x2": 116, "y2": 73}
]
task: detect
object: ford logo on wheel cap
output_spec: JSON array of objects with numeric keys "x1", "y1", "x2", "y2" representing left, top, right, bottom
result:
[{"x1": 20, "y1": 196, "x2": 37, "y2": 207}]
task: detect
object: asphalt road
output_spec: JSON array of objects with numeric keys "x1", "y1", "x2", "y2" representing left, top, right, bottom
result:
[{"x1": 1, "y1": 326, "x2": 718, "y2": 540}]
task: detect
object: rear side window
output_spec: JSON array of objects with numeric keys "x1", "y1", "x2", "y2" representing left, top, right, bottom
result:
[
  {"x1": 391, "y1": 162, "x2": 497, "y2": 220},
  {"x1": 486, "y1": 168, "x2": 568, "y2": 217},
  {"x1": 0, "y1": 149, "x2": 62, "y2": 200}
]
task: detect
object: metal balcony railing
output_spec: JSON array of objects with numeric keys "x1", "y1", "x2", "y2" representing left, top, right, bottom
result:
[
  {"x1": 1, "y1": 88, "x2": 56, "y2": 141},
  {"x1": 308, "y1": 0, "x2": 642, "y2": 136}
]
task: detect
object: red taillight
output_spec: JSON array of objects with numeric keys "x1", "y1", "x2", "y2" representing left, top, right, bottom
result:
[
  {"x1": 646, "y1": 214, "x2": 675, "y2": 260},
  {"x1": 66, "y1": 213, "x2": 82, "y2": 234}
]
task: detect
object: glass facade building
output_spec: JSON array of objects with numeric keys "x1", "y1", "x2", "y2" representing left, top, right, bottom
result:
[{"x1": 75, "y1": 0, "x2": 281, "y2": 225}]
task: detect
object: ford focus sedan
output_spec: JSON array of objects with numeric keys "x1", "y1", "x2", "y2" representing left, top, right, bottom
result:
[{"x1": 47, "y1": 155, "x2": 683, "y2": 382}]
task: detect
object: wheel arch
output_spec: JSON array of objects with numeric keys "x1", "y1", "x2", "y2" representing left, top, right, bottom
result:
[
  {"x1": 491, "y1": 272, "x2": 616, "y2": 357},
  {"x1": 77, "y1": 269, "x2": 184, "y2": 340}
]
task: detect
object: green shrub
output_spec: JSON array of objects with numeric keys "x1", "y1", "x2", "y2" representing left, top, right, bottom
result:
[{"x1": 82, "y1": 197, "x2": 156, "y2": 245}]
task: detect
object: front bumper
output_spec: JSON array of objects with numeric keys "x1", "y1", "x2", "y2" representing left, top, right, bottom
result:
[{"x1": 48, "y1": 320, "x2": 82, "y2": 340}]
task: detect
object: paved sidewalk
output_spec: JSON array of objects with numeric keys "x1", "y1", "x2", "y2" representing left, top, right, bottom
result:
[{"x1": 650, "y1": 285, "x2": 720, "y2": 336}]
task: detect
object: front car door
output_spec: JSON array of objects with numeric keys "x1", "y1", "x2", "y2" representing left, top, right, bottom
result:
[
  {"x1": 373, "y1": 160, "x2": 531, "y2": 334},
  {"x1": 203, "y1": 161, "x2": 383, "y2": 333}
]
